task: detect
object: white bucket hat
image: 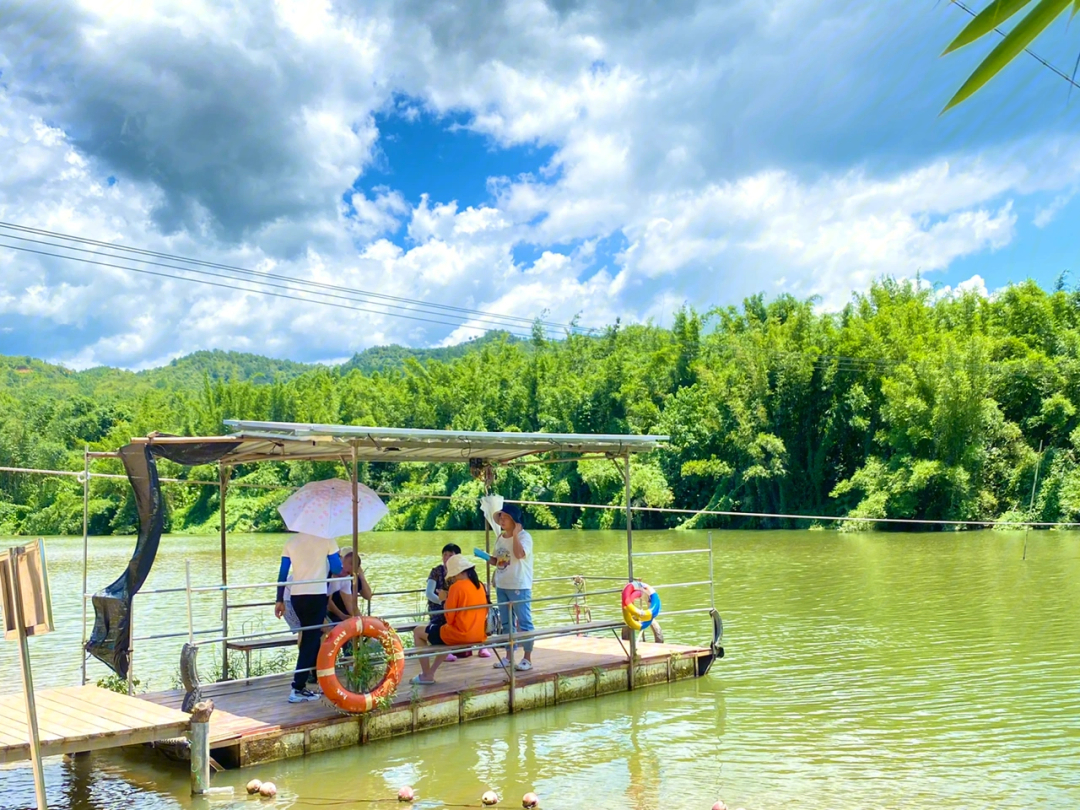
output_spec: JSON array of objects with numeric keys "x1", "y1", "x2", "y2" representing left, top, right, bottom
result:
[{"x1": 445, "y1": 554, "x2": 476, "y2": 578}]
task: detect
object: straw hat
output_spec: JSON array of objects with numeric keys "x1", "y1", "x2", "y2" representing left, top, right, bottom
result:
[{"x1": 445, "y1": 554, "x2": 475, "y2": 578}]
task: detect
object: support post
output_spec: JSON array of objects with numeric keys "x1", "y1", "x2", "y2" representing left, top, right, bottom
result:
[
  {"x1": 8, "y1": 548, "x2": 48, "y2": 810},
  {"x1": 185, "y1": 561, "x2": 195, "y2": 645},
  {"x1": 507, "y1": 606, "x2": 516, "y2": 713},
  {"x1": 351, "y1": 443, "x2": 359, "y2": 588},
  {"x1": 219, "y1": 464, "x2": 229, "y2": 681},
  {"x1": 708, "y1": 531, "x2": 715, "y2": 611},
  {"x1": 483, "y1": 464, "x2": 492, "y2": 596},
  {"x1": 623, "y1": 453, "x2": 636, "y2": 690},
  {"x1": 189, "y1": 700, "x2": 213, "y2": 795},
  {"x1": 126, "y1": 593, "x2": 135, "y2": 696},
  {"x1": 80, "y1": 446, "x2": 90, "y2": 687}
]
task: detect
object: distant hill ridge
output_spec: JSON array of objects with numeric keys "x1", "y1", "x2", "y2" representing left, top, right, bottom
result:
[{"x1": 0, "y1": 331, "x2": 525, "y2": 392}]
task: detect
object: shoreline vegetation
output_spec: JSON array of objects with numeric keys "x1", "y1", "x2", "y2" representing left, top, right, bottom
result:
[{"x1": 4, "y1": 277, "x2": 1080, "y2": 535}]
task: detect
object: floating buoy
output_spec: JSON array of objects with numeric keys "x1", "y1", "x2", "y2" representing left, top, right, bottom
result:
[
  {"x1": 259, "y1": 781, "x2": 277, "y2": 798},
  {"x1": 481, "y1": 790, "x2": 499, "y2": 805},
  {"x1": 246, "y1": 779, "x2": 263, "y2": 795},
  {"x1": 522, "y1": 791, "x2": 540, "y2": 807},
  {"x1": 398, "y1": 786, "x2": 416, "y2": 802},
  {"x1": 710, "y1": 802, "x2": 727, "y2": 810}
]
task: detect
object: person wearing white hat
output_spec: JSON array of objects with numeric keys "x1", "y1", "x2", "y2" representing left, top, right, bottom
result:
[{"x1": 411, "y1": 554, "x2": 489, "y2": 684}]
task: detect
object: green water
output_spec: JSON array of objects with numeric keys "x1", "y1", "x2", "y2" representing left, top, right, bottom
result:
[{"x1": 1, "y1": 530, "x2": 1079, "y2": 810}]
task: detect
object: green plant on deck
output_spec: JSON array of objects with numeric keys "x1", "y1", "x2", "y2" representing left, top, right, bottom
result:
[
  {"x1": 342, "y1": 637, "x2": 385, "y2": 694},
  {"x1": 96, "y1": 673, "x2": 142, "y2": 694}
]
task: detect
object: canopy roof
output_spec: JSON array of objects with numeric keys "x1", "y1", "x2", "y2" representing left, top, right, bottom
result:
[{"x1": 131, "y1": 420, "x2": 668, "y2": 465}]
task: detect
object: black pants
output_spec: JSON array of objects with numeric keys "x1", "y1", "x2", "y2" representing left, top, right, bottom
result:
[{"x1": 291, "y1": 594, "x2": 328, "y2": 692}]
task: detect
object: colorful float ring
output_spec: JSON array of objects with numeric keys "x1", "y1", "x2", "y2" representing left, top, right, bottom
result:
[
  {"x1": 317, "y1": 616, "x2": 405, "y2": 714},
  {"x1": 621, "y1": 580, "x2": 661, "y2": 632}
]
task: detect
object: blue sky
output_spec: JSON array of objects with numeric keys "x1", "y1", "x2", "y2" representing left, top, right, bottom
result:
[{"x1": 1, "y1": 0, "x2": 1079, "y2": 369}]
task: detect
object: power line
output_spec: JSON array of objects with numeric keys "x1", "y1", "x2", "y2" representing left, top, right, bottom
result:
[
  {"x1": 0, "y1": 220, "x2": 594, "y2": 337},
  {"x1": 949, "y1": 0, "x2": 1080, "y2": 92},
  {"x1": 0, "y1": 240, "x2": 538, "y2": 339},
  {"x1": 0, "y1": 232, "x2": 542, "y2": 336}
]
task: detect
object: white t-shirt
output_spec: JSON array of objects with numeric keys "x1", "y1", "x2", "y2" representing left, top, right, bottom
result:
[
  {"x1": 493, "y1": 529, "x2": 534, "y2": 590},
  {"x1": 282, "y1": 533, "x2": 339, "y2": 596}
]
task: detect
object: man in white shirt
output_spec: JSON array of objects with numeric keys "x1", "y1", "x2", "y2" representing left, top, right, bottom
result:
[
  {"x1": 328, "y1": 549, "x2": 372, "y2": 623},
  {"x1": 274, "y1": 532, "x2": 342, "y2": 703},
  {"x1": 488, "y1": 504, "x2": 535, "y2": 671}
]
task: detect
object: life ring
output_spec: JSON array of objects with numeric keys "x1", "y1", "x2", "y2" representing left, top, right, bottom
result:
[
  {"x1": 316, "y1": 616, "x2": 405, "y2": 714},
  {"x1": 621, "y1": 580, "x2": 661, "y2": 631}
]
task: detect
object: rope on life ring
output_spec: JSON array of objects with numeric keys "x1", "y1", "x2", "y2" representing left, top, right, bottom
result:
[
  {"x1": 317, "y1": 616, "x2": 405, "y2": 714},
  {"x1": 621, "y1": 580, "x2": 661, "y2": 631}
]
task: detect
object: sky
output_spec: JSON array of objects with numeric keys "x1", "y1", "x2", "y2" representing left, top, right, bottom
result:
[{"x1": 1, "y1": 0, "x2": 1079, "y2": 370}]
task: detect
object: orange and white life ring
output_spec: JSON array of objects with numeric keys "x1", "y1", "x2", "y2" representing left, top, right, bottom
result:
[{"x1": 316, "y1": 616, "x2": 405, "y2": 714}]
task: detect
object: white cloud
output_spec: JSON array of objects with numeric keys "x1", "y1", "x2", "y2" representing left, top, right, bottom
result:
[
  {"x1": 1, "y1": 0, "x2": 1079, "y2": 369},
  {"x1": 1034, "y1": 190, "x2": 1076, "y2": 228}
]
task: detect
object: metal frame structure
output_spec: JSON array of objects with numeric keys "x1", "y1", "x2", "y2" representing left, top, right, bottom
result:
[{"x1": 78, "y1": 422, "x2": 723, "y2": 696}]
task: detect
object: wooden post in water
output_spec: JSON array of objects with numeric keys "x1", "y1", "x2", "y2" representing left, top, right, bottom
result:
[{"x1": 188, "y1": 699, "x2": 232, "y2": 796}]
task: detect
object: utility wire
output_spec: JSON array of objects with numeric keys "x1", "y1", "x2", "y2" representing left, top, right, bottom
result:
[
  {"x1": 0, "y1": 220, "x2": 593, "y2": 336},
  {"x1": 0, "y1": 232, "x2": 544, "y2": 336},
  {"x1": 950, "y1": 0, "x2": 1080, "y2": 92},
  {"x1": 0, "y1": 240, "x2": 537, "y2": 339}
]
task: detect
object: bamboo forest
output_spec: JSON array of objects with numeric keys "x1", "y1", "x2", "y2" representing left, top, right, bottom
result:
[{"x1": 3, "y1": 277, "x2": 1080, "y2": 535}]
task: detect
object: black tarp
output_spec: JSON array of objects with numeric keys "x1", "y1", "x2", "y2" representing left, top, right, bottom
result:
[{"x1": 85, "y1": 439, "x2": 241, "y2": 677}]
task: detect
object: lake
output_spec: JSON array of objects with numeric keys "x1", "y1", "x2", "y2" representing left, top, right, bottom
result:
[{"x1": 1, "y1": 529, "x2": 1078, "y2": 809}]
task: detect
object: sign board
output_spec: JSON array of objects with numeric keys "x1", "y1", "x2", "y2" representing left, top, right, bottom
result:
[{"x1": 0, "y1": 540, "x2": 54, "y2": 641}]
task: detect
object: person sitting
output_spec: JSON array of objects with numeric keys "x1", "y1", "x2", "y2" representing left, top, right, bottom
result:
[
  {"x1": 411, "y1": 554, "x2": 488, "y2": 684},
  {"x1": 328, "y1": 549, "x2": 373, "y2": 624}
]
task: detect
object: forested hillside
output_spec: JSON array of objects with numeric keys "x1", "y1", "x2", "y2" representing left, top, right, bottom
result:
[{"x1": 3, "y1": 278, "x2": 1079, "y2": 535}]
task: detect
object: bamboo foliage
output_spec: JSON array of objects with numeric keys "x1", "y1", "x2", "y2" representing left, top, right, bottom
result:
[{"x1": 942, "y1": 0, "x2": 1079, "y2": 111}]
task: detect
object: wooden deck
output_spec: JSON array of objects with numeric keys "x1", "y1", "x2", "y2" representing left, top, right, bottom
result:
[
  {"x1": 0, "y1": 685, "x2": 191, "y2": 764},
  {"x1": 142, "y1": 635, "x2": 713, "y2": 768}
]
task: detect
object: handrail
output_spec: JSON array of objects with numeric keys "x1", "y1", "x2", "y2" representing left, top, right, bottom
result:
[{"x1": 631, "y1": 548, "x2": 710, "y2": 557}]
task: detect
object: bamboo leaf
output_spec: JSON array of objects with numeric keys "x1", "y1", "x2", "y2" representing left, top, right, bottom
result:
[
  {"x1": 1073, "y1": 0, "x2": 1080, "y2": 16},
  {"x1": 942, "y1": 0, "x2": 1036, "y2": 55},
  {"x1": 943, "y1": 0, "x2": 1071, "y2": 111}
]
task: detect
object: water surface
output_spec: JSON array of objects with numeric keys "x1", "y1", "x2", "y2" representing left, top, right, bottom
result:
[{"x1": 1, "y1": 529, "x2": 1078, "y2": 809}]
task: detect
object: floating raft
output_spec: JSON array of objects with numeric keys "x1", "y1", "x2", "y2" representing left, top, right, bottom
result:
[
  {"x1": 142, "y1": 636, "x2": 711, "y2": 768},
  {"x1": 0, "y1": 685, "x2": 191, "y2": 764}
]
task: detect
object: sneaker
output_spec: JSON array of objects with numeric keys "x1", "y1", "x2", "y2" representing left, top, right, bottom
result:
[
  {"x1": 288, "y1": 688, "x2": 320, "y2": 703},
  {"x1": 492, "y1": 657, "x2": 512, "y2": 669},
  {"x1": 479, "y1": 648, "x2": 493, "y2": 658},
  {"x1": 445, "y1": 653, "x2": 458, "y2": 662},
  {"x1": 514, "y1": 659, "x2": 533, "y2": 672}
]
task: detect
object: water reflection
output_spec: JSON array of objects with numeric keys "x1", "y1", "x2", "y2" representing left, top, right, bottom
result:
[{"x1": 2, "y1": 530, "x2": 1079, "y2": 809}]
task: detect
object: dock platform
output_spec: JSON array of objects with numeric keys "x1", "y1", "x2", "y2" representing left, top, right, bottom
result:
[
  {"x1": 0, "y1": 685, "x2": 191, "y2": 764},
  {"x1": 142, "y1": 635, "x2": 712, "y2": 768}
]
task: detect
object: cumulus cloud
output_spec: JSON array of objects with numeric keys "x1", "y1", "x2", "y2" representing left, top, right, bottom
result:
[{"x1": 1, "y1": 0, "x2": 1078, "y2": 369}]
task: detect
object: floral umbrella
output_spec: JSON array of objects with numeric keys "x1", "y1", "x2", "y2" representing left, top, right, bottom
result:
[{"x1": 278, "y1": 478, "x2": 388, "y2": 539}]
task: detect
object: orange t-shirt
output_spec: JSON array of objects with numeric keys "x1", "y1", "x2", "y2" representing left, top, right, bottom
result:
[{"x1": 440, "y1": 579, "x2": 488, "y2": 645}]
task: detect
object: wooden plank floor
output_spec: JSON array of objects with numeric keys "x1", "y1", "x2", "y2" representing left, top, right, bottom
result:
[
  {"x1": 142, "y1": 636, "x2": 707, "y2": 749},
  {"x1": 0, "y1": 685, "x2": 191, "y2": 764}
]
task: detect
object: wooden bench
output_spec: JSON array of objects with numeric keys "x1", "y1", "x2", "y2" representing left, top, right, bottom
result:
[
  {"x1": 227, "y1": 622, "x2": 420, "y2": 678},
  {"x1": 402, "y1": 619, "x2": 627, "y2": 665}
]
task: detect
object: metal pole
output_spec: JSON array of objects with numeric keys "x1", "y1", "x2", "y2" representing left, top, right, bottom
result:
[
  {"x1": 219, "y1": 464, "x2": 229, "y2": 681},
  {"x1": 709, "y1": 531, "x2": 715, "y2": 611},
  {"x1": 351, "y1": 443, "x2": 359, "y2": 586},
  {"x1": 127, "y1": 593, "x2": 135, "y2": 696},
  {"x1": 507, "y1": 603, "x2": 516, "y2": 713},
  {"x1": 484, "y1": 465, "x2": 492, "y2": 596},
  {"x1": 80, "y1": 446, "x2": 90, "y2": 686},
  {"x1": 186, "y1": 560, "x2": 195, "y2": 645},
  {"x1": 10, "y1": 549, "x2": 49, "y2": 810},
  {"x1": 624, "y1": 453, "x2": 636, "y2": 690}
]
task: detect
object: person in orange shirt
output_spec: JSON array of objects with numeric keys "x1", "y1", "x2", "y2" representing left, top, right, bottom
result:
[{"x1": 411, "y1": 554, "x2": 488, "y2": 684}]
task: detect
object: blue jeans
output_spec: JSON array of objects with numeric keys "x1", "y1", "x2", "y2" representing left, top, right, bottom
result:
[{"x1": 496, "y1": 587, "x2": 534, "y2": 655}]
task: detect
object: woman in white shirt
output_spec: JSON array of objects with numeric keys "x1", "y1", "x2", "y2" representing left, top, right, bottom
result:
[{"x1": 487, "y1": 504, "x2": 535, "y2": 671}]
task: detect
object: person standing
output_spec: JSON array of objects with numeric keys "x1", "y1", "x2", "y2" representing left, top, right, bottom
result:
[
  {"x1": 489, "y1": 504, "x2": 535, "y2": 671},
  {"x1": 328, "y1": 548, "x2": 372, "y2": 623},
  {"x1": 274, "y1": 532, "x2": 342, "y2": 703}
]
